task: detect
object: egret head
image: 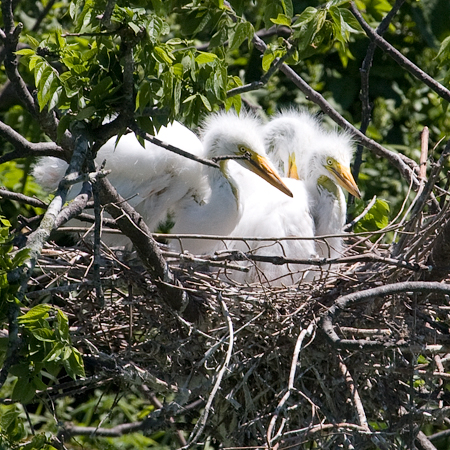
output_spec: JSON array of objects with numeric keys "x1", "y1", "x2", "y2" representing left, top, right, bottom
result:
[
  {"x1": 263, "y1": 110, "x2": 361, "y2": 198},
  {"x1": 201, "y1": 110, "x2": 293, "y2": 198},
  {"x1": 264, "y1": 109, "x2": 321, "y2": 179},
  {"x1": 308, "y1": 131, "x2": 361, "y2": 199}
]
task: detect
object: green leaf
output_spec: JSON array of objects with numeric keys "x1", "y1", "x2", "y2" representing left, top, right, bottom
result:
[
  {"x1": 229, "y1": 22, "x2": 253, "y2": 51},
  {"x1": 15, "y1": 48, "x2": 36, "y2": 56},
  {"x1": 12, "y1": 376, "x2": 36, "y2": 404},
  {"x1": 436, "y1": 35, "x2": 450, "y2": 65},
  {"x1": 195, "y1": 51, "x2": 218, "y2": 65},
  {"x1": 262, "y1": 52, "x2": 276, "y2": 72},
  {"x1": 153, "y1": 46, "x2": 174, "y2": 64},
  {"x1": 18, "y1": 305, "x2": 51, "y2": 323},
  {"x1": 26, "y1": 34, "x2": 40, "y2": 48},
  {"x1": 292, "y1": 7, "x2": 318, "y2": 28},
  {"x1": 270, "y1": 14, "x2": 292, "y2": 27},
  {"x1": 32, "y1": 327, "x2": 55, "y2": 342},
  {"x1": 76, "y1": 105, "x2": 96, "y2": 120}
]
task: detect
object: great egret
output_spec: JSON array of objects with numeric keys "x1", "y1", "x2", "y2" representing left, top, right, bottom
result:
[
  {"x1": 33, "y1": 111, "x2": 293, "y2": 254},
  {"x1": 264, "y1": 110, "x2": 361, "y2": 260}
]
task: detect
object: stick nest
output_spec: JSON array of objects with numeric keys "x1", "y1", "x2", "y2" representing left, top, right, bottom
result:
[{"x1": 29, "y1": 178, "x2": 450, "y2": 450}]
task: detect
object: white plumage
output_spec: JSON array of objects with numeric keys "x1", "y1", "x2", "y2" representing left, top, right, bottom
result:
[
  {"x1": 33, "y1": 111, "x2": 292, "y2": 254},
  {"x1": 224, "y1": 174, "x2": 316, "y2": 285},
  {"x1": 264, "y1": 109, "x2": 361, "y2": 260}
]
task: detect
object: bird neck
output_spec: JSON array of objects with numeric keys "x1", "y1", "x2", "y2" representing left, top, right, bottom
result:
[{"x1": 218, "y1": 160, "x2": 239, "y2": 204}]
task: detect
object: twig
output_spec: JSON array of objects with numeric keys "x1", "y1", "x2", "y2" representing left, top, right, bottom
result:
[
  {"x1": 344, "y1": 195, "x2": 377, "y2": 231},
  {"x1": 186, "y1": 293, "x2": 234, "y2": 447},
  {"x1": 338, "y1": 356, "x2": 369, "y2": 430},
  {"x1": 420, "y1": 127, "x2": 429, "y2": 180},
  {"x1": 133, "y1": 127, "x2": 219, "y2": 169},
  {"x1": 267, "y1": 322, "x2": 316, "y2": 446}
]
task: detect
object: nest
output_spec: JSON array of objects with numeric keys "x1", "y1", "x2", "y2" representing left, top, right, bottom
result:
[{"x1": 28, "y1": 176, "x2": 450, "y2": 450}]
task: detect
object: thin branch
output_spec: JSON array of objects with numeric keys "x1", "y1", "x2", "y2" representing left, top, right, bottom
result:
[
  {"x1": 350, "y1": 2, "x2": 450, "y2": 103},
  {"x1": 133, "y1": 127, "x2": 219, "y2": 169},
  {"x1": 338, "y1": 356, "x2": 369, "y2": 430},
  {"x1": 227, "y1": 40, "x2": 295, "y2": 98},
  {"x1": 352, "y1": 0, "x2": 406, "y2": 184},
  {"x1": 267, "y1": 322, "x2": 315, "y2": 446},
  {"x1": 344, "y1": 195, "x2": 377, "y2": 231}
]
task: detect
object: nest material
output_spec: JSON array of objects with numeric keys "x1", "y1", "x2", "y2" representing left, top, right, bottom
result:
[{"x1": 29, "y1": 196, "x2": 450, "y2": 450}]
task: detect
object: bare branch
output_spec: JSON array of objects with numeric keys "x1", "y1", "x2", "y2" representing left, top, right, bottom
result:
[
  {"x1": 0, "y1": 119, "x2": 69, "y2": 161},
  {"x1": 133, "y1": 127, "x2": 219, "y2": 169},
  {"x1": 350, "y1": 2, "x2": 450, "y2": 104}
]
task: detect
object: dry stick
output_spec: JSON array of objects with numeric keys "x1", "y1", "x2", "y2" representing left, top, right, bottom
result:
[
  {"x1": 338, "y1": 356, "x2": 369, "y2": 430},
  {"x1": 392, "y1": 140, "x2": 450, "y2": 258},
  {"x1": 416, "y1": 431, "x2": 438, "y2": 450},
  {"x1": 266, "y1": 322, "x2": 315, "y2": 447},
  {"x1": 186, "y1": 293, "x2": 234, "y2": 447},
  {"x1": 250, "y1": 36, "x2": 420, "y2": 189},
  {"x1": 350, "y1": 3, "x2": 450, "y2": 104},
  {"x1": 420, "y1": 127, "x2": 429, "y2": 181},
  {"x1": 321, "y1": 282, "x2": 450, "y2": 351}
]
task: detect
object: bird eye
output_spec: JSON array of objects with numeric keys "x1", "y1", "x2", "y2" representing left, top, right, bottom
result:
[
  {"x1": 327, "y1": 158, "x2": 333, "y2": 166},
  {"x1": 239, "y1": 146, "x2": 246, "y2": 154}
]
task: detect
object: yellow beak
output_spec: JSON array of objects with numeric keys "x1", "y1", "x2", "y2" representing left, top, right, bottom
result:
[
  {"x1": 244, "y1": 153, "x2": 293, "y2": 198},
  {"x1": 328, "y1": 162, "x2": 361, "y2": 199},
  {"x1": 287, "y1": 152, "x2": 300, "y2": 180}
]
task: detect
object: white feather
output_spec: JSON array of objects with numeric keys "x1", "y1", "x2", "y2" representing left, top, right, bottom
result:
[
  {"x1": 264, "y1": 109, "x2": 357, "y2": 261},
  {"x1": 33, "y1": 111, "x2": 288, "y2": 255}
]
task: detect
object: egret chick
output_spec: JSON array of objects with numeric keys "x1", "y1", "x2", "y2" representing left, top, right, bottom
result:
[
  {"x1": 264, "y1": 110, "x2": 361, "y2": 261},
  {"x1": 33, "y1": 112, "x2": 292, "y2": 254}
]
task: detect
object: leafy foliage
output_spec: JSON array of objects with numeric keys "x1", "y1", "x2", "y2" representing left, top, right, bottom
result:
[{"x1": 2, "y1": 0, "x2": 450, "y2": 448}]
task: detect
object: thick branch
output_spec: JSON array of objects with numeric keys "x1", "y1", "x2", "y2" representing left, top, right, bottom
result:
[
  {"x1": 96, "y1": 176, "x2": 201, "y2": 322},
  {"x1": 0, "y1": 119, "x2": 69, "y2": 162}
]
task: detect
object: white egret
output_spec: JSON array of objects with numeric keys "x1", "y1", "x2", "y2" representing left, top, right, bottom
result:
[
  {"x1": 33, "y1": 111, "x2": 293, "y2": 254},
  {"x1": 264, "y1": 110, "x2": 361, "y2": 260}
]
